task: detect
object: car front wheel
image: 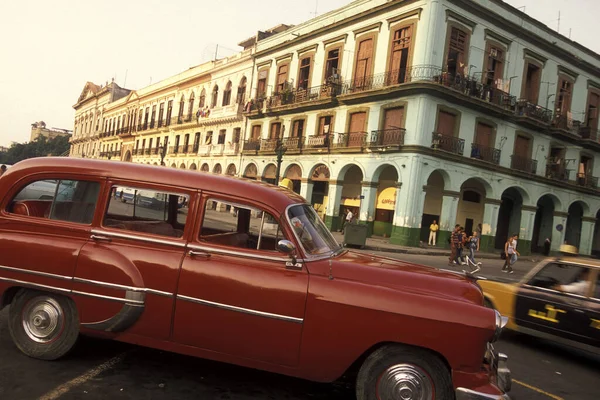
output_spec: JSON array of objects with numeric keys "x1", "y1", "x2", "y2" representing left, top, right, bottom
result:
[
  {"x1": 356, "y1": 344, "x2": 453, "y2": 400},
  {"x1": 8, "y1": 289, "x2": 79, "y2": 360}
]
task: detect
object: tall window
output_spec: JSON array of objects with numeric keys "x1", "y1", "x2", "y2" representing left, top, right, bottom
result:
[
  {"x1": 318, "y1": 115, "x2": 333, "y2": 136},
  {"x1": 325, "y1": 48, "x2": 340, "y2": 80},
  {"x1": 251, "y1": 125, "x2": 261, "y2": 140},
  {"x1": 484, "y1": 45, "x2": 504, "y2": 87},
  {"x1": 211, "y1": 85, "x2": 219, "y2": 108},
  {"x1": 446, "y1": 27, "x2": 469, "y2": 76},
  {"x1": 199, "y1": 89, "x2": 206, "y2": 108},
  {"x1": 276, "y1": 64, "x2": 289, "y2": 93},
  {"x1": 474, "y1": 122, "x2": 495, "y2": 148},
  {"x1": 158, "y1": 103, "x2": 164, "y2": 127},
  {"x1": 586, "y1": 91, "x2": 600, "y2": 131},
  {"x1": 354, "y1": 38, "x2": 374, "y2": 88},
  {"x1": 555, "y1": 76, "x2": 573, "y2": 116},
  {"x1": 292, "y1": 120, "x2": 305, "y2": 137},
  {"x1": 298, "y1": 57, "x2": 311, "y2": 90},
  {"x1": 270, "y1": 122, "x2": 281, "y2": 139},
  {"x1": 187, "y1": 93, "x2": 195, "y2": 120},
  {"x1": 222, "y1": 81, "x2": 232, "y2": 106},
  {"x1": 233, "y1": 127, "x2": 241, "y2": 143},
  {"x1": 389, "y1": 26, "x2": 412, "y2": 84},
  {"x1": 178, "y1": 96, "x2": 185, "y2": 119},
  {"x1": 218, "y1": 129, "x2": 226, "y2": 144},
  {"x1": 257, "y1": 70, "x2": 268, "y2": 97},
  {"x1": 151, "y1": 105, "x2": 156, "y2": 128},
  {"x1": 348, "y1": 112, "x2": 367, "y2": 133},
  {"x1": 522, "y1": 62, "x2": 542, "y2": 104},
  {"x1": 144, "y1": 107, "x2": 149, "y2": 130},
  {"x1": 166, "y1": 100, "x2": 173, "y2": 126},
  {"x1": 436, "y1": 110, "x2": 458, "y2": 136}
]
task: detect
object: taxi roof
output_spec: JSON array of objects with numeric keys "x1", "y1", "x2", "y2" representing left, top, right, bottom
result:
[
  {"x1": 554, "y1": 255, "x2": 600, "y2": 269},
  {"x1": 1, "y1": 157, "x2": 307, "y2": 211}
]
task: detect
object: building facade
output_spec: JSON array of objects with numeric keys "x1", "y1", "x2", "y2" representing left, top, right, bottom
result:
[
  {"x1": 70, "y1": 0, "x2": 600, "y2": 256},
  {"x1": 30, "y1": 121, "x2": 72, "y2": 142}
]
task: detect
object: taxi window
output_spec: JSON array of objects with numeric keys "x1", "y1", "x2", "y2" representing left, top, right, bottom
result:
[
  {"x1": 527, "y1": 263, "x2": 585, "y2": 290},
  {"x1": 9, "y1": 179, "x2": 100, "y2": 224},
  {"x1": 199, "y1": 198, "x2": 285, "y2": 251},
  {"x1": 594, "y1": 274, "x2": 600, "y2": 299},
  {"x1": 103, "y1": 185, "x2": 188, "y2": 238}
]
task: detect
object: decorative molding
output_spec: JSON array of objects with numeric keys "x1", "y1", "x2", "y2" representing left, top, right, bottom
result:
[
  {"x1": 582, "y1": 216, "x2": 597, "y2": 223},
  {"x1": 256, "y1": 59, "x2": 273, "y2": 69},
  {"x1": 484, "y1": 198, "x2": 502, "y2": 205},
  {"x1": 554, "y1": 211, "x2": 569, "y2": 218},
  {"x1": 297, "y1": 44, "x2": 319, "y2": 56},
  {"x1": 275, "y1": 53, "x2": 293, "y2": 63},
  {"x1": 328, "y1": 179, "x2": 344, "y2": 185},
  {"x1": 557, "y1": 65, "x2": 579, "y2": 81},
  {"x1": 523, "y1": 48, "x2": 547, "y2": 66},
  {"x1": 442, "y1": 190, "x2": 461, "y2": 198},
  {"x1": 521, "y1": 205, "x2": 538, "y2": 212},
  {"x1": 323, "y1": 34, "x2": 348, "y2": 47},
  {"x1": 353, "y1": 22, "x2": 382, "y2": 37},
  {"x1": 484, "y1": 29, "x2": 512, "y2": 47},
  {"x1": 361, "y1": 181, "x2": 379, "y2": 188},
  {"x1": 587, "y1": 79, "x2": 600, "y2": 91},
  {"x1": 445, "y1": 9, "x2": 477, "y2": 31},
  {"x1": 387, "y1": 8, "x2": 423, "y2": 27}
]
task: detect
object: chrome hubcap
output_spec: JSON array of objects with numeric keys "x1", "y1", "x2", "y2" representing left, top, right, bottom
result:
[
  {"x1": 377, "y1": 364, "x2": 433, "y2": 400},
  {"x1": 22, "y1": 297, "x2": 63, "y2": 343}
]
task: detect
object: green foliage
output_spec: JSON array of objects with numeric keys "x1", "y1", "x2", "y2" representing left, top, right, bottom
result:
[{"x1": 0, "y1": 136, "x2": 70, "y2": 165}]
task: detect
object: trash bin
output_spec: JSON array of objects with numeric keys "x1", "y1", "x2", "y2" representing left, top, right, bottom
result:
[{"x1": 344, "y1": 223, "x2": 368, "y2": 248}]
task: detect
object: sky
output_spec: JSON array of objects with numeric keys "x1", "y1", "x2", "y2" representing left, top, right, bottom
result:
[{"x1": 0, "y1": 0, "x2": 598, "y2": 147}]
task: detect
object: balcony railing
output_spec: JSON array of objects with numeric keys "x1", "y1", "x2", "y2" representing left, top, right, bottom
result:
[
  {"x1": 510, "y1": 155, "x2": 538, "y2": 174},
  {"x1": 224, "y1": 142, "x2": 239, "y2": 155},
  {"x1": 579, "y1": 126, "x2": 599, "y2": 141},
  {"x1": 545, "y1": 163, "x2": 571, "y2": 181},
  {"x1": 266, "y1": 84, "x2": 340, "y2": 109},
  {"x1": 514, "y1": 100, "x2": 553, "y2": 124},
  {"x1": 283, "y1": 136, "x2": 304, "y2": 151},
  {"x1": 334, "y1": 132, "x2": 367, "y2": 149},
  {"x1": 143, "y1": 148, "x2": 151, "y2": 156},
  {"x1": 212, "y1": 143, "x2": 225, "y2": 155},
  {"x1": 470, "y1": 143, "x2": 501, "y2": 164},
  {"x1": 169, "y1": 145, "x2": 178, "y2": 154},
  {"x1": 576, "y1": 174, "x2": 599, "y2": 188},
  {"x1": 198, "y1": 144, "x2": 211, "y2": 156},
  {"x1": 243, "y1": 139, "x2": 261, "y2": 153},
  {"x1": 552, "y1": 114, "x2": 581, "y2": 135},
  {"x1": 260, "y1": 138, "x2": 278, "y2": 152},
  {"x1": 305, "y1": 134, "x2": 330, "y2": 150},
  {"x1": 431, "y1": 132, "x2": 464, "y2": 155},
  {"x1": 368, "y1": 128, "x2": 406, "y2": 148},
  {"x1": 151, "y1": 148, "x2": 159, "y2": 155}
]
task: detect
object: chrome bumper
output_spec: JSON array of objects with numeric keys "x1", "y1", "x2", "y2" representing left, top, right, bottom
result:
[{"x1": 456, "y1": 345, "x2": 511, "y2": 400}]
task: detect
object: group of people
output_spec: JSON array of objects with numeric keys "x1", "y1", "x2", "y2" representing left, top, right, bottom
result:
[{"x1": 447, "y1": 224, "x2": 481, "y2": 267}]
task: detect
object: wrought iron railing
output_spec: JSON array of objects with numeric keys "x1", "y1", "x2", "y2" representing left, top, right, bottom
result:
[
  {"x1": 334, "y1": 132, "x2": 367, "y2": 149},
  {"x1": 305, "y1": 134, "x2": 330, "y2": 149},
  {"x1": 283, "y1": 136, "x2": 304, "y2": 151},
  {"x1": 260, "y1": 138, "x2": 278, "y2": 152},
  {"x1": 576, "y1": 174, "x2": 599, "y2": 188},
  {"x1": 169, "y1": 145, "x2": 178, "y2": 154},
  {"x1": 552, "y1": 114, "x2": 581, "y2": 134},
  {"x1": 578, "y1": 126, "x2": 599, "y2": 141},
  {"x1": 243, "y1": 139, "x2": 261, "y2": 152},
  {"x1": 545, "y1": 163, "x2": 571, "y2": 181},
  {"x1": 431, "y1": 132, "x2": 464, "y2": 155},
  {"x1": 510, "y1": 155, "x2": 538, "y2": 174},
  {"x1": 470, "y1": 143, "x2": 501, "y2": 164},
  {"x1": 369, "y1": 128, "x2": 406, "y2": 147}
]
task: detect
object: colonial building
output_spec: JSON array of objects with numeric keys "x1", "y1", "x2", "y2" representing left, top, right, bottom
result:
[
  {"x1": 70, "y1": 0, "x2": 600, "y2": 256},
  {"x1": 30, "y1": 121, "x2": 72, "y2": 142}
]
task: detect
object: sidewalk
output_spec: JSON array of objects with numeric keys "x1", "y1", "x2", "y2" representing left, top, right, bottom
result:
[{"x1": 330, "y1": 231, "x2": 542, "y2": 262}]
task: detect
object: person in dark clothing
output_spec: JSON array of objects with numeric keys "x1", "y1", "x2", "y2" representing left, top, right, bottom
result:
[{"x1": 448, "y1": 224, "x2": 460, "y2": 265}]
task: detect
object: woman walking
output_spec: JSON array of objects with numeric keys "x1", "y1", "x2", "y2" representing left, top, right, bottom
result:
[{"x1": 502, "y1": 234, "x2": 519, "y2": 273}]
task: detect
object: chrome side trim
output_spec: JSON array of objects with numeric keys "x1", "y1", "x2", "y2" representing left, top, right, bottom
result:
[
  {"x1": 0, "y1": 265, "x2": 72, "y2": 281},
  {"x1": 72, "y1": 290, "x2": 145, "y2": 305},
  {"x1": 81, "y1": 303, "x2": 145, "y2": 332},
  {"x1": 73, "y1": 277, "x2": 173, "y2": 297},
  {"x1": 188, "y1": 244, "x2": 292, "y2": 263},
  {"x1": 455, "y1": 388, "x2": 511, "y2": 400},
  {"x1": 177, "y1": 294, "x2": 303, "y2": 324},
  {"x1": 522, "y1": 284, "x2": 589, "y2": 300},
  {"x1": 0, "y1": 276, "x2": 71, "y2": 294},
  {"x1": 91, "y1": 229, "x2": 186, "y2": 248}
]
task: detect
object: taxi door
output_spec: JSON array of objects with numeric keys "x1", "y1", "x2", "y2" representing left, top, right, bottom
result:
[
  {"x1": 514, "y1": 262, "x2": 589, "y2": 343},
  {"x1": 582, "y1": 270, "x2": 600, "y2": 348}
]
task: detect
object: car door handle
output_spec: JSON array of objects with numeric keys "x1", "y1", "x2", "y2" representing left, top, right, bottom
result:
[
  {"x1": 188, "y1": 250, "x2": 211, "y2": 258},
  {"x1": 574, "y1": 309, "x2": 586, "y2": 314},
  {"x1": 91, "y1": 234, "x2": 112, "y2": 242}
]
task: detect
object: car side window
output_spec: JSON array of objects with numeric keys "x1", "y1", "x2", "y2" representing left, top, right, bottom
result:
[
  {"x1": 103, "y1": 185, "x2": 188, "y2": 238},
  {"x1": 9, "y1": 179, "x2": 100, "y2": 224},
  {"x1": 527, "y1": 263, "x2": 586, "y2": 291},
  {"x1": 593, "y1": 274, "x2": 600, "y2": 299},
  {"x1": 199, "y1": 198, "x2": 285, "y2": 251}
]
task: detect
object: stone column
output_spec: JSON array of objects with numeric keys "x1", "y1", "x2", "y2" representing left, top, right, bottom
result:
[
  {"x1": 436, "y1": 190, "x2": 460, "y2": 247},
  {"x1": 518, "y1": 205, "x2": 537, "y2": 256},
  {"x1": 325, "y1": 180, "x2": 344, "y2": 231},
  {"x1": 551, "y1": 211, "x2": 568, "y2": 252},
  {"x1": 579, "y1": 217, "x2": 596, "y2": 256},
  {"x1": 359, "y1": 181, "x2": 378, "y2": 236},
  {"x1": 480, "y1": 198, "x2": 501, "y2": 253},
  {"x1": 300, "y1": 178, "x2": 313, "y2": 203}
]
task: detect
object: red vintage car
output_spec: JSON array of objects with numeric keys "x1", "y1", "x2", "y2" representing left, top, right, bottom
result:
[{"x1": 0, "y1": 158, "x2": 511, "y2": 400}]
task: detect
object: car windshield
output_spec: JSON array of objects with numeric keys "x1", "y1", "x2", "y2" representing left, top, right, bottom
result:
[{"x1": 287, "y1": 204, "x2": 340, "y2": 256}]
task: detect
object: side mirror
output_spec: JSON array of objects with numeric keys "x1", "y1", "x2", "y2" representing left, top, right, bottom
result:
[{"x1": 277, "y1": 239, "x2": 296, "y2": 256}]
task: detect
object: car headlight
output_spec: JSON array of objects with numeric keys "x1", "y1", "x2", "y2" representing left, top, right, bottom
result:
[{"x1": 491, "y1": 309, "x2": 508, "y2": 342}]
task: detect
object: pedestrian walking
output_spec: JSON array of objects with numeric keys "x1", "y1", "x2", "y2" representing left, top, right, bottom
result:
[
  {"x1": 454, "y1": 226, "x2": 465, "y2": 265},
  {"x1": 466, "y1": 231, "x2": 480, "y2": 263},
  {"x1": 502, "y1": 234, "x2": 519, "y2": 273},
  {"x1": 448, "y1": 224, "x2": 460, "y2": 265},
  {"x1": 428, "y1": 220, "x2": 439, "y2": 246},
  {"x1": 340, "y1": 208, "x2": 353, "y2": 234}
]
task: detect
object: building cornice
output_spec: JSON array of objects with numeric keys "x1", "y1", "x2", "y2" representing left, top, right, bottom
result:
[
  {"x1": 484, "y1": 28, "x2": 512, "y2": 47},
  {"x1": 444, "y1": 9, "x2": 477, "y2": 31},
  {"x1": 386, "y1": 8, "x2": 422, "y2": 27},
  {"x1": 523, "y1": 48, "x2": 548, "y2": 66}
]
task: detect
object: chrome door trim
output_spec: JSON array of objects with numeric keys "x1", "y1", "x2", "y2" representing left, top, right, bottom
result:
[
  {"x1": 0, "y1": 265, "x2": 73, "y2": 281},
  {"x1": 72, "y1": 290, "x2": 145, "y2": 305},
  {"x1": 521, "y1": 284, "x2": 589, "y2": 300},
  {"x1": 0, "y1": 276, "x2": 71, "y2": 294},
  {"x1": 177, "y1": 294, "x2": 304, "y2": 324},
  {"x1": 188, "y1": 244, "x2": 296, "y2": 263},
  {"x1": 73, "y1": 277, "x2": 173, "y2": 297},
  {"x1": 91, "y1": 229, "x2": 186, "y2": 248}
]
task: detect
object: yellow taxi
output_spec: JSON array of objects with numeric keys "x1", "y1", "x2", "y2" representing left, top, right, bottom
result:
[{"x1": 479, "y1": 245, "x2": 600, "y2": 353}]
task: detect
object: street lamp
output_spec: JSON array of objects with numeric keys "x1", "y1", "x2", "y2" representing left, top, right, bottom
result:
[
  {"x1": 158, "y1": 139, "x2": 168, "y2": 166},
  {"x1": 274, "y1": 135, "x2": 287, "y2": 186}
]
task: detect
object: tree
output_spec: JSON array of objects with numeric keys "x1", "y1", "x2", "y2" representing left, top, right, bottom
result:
[{"x1": 0, "y1": 136, "x2": 70, "y2": 165}]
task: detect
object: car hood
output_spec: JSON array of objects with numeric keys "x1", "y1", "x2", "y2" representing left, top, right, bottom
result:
[{"x1": 315, "y1": 250, "x2": 484, "y2": 305}]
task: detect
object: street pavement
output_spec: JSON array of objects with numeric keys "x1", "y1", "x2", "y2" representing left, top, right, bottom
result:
[{"x1": 0, "y1": 247, "x2": 598, "y2": 399}]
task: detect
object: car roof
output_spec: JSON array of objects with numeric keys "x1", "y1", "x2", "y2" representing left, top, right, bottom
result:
[
  {"x1": 2, "y1": 157, "x2": 307, "y2": 211},
  {"x1": 554, "y1": 255, "x2": 600, "y2": 269}
]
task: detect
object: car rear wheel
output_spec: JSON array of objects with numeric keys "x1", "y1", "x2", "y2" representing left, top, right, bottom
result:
[
  {"x1": 8, "y1": 289, "x2": 79, "y2": 360},
  {"x1": 356, "y1": 344, "x2": 453, "y2": 400}
]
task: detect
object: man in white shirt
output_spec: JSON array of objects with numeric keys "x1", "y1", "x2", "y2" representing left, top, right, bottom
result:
[{"x1": 557, "y1": 268, "x2": 590, "y2": 296}]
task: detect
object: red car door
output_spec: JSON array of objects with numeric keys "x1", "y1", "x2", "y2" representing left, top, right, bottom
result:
[
  {"x1": 73, "y1": 180, "x2": 194, "y2": 340},
  {"x1": 172, "y1": 193, "x2": 308, "y2": 367}
]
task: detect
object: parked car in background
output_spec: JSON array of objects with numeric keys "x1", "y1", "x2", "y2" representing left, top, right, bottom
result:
[
  {"x1": 0, "y1": 158, "x2": 512, "y2": 400},
  {"x1": 479, "y1": 245, "x2": 599, "y2": 354}
]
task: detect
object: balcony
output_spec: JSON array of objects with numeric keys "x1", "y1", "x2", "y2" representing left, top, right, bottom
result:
[
  {"x1": 259, "y1": 138, "x2": 278, "y2": 153},
  {"x1": 575, "y1": 174, "x2": 598, "y2": 188},
  {"x1": 169, "y1": 146, "x2": 178, "y2": 155},
  {"x1": 545, "y1": 161, "x2": 571, "y2": 182},
  {"x1": 282, "y1": 136, "x2": 304, "y2": 152},
  {"x1": 143, "y1": 148, "x2": 151, "y2": 156},
  {"x1": 198, "y1": 104, "x2": 243, "y2": 121},
  {"x1": 224, "y1": 142, "x2": 239, "y2": 155},
  {"x1": 151, "y1": 148, "x2": 159, "y2": 155},
  {"x1": 333, "y1": 132, "x2": 367, "y2": 151},
  {"x1": 368, "y1": 128, "x2": 406, "y2": 150},
  {"x1": 431, "y1": 132, "x2": 464, "y2": 155},
  {"x1": 266, "y1": 84, "x2": 340, "y2": 109},
  {"x1": 212, "y1": 144, "x2": 224, "y2": 156},
  {"x1": 579, "y1": 126, "x2": 599, "y2": 142},
  {"x1": 198, "y1": 144, "x2": 211, "y2": 156},
  {"x1": 470, "y1": 143, "x2": 501, "y2": 164},
  {"x1": 242, "y1": 139, "x2": 261, "y2": 154},
  {"x1": 305, "y1": 134, "x2": 330, "y2": 151},
  {"x1": 514, "y1": 100, "x2": 553, "y2": 125},
  {"x1": 510, "y1": 155, "x2": 538, "y2": 174},
  {"x1": 551, "y1": 114, "x2": 581, "y2": 135}
]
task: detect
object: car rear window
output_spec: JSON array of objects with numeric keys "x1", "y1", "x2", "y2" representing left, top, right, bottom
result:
[
  {"x1": 9, "y1": 179, "x2": 100, "y2": 224},
  {"x1": 103, "y1": 185, "x2": 189, "y2": 238}
]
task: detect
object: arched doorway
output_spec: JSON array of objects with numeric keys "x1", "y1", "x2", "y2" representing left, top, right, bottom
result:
[
  {"x1": 190, "y1": 163, "x2": 197, "y2": 170},
  {"x1": 201, "y1": 163, "x2": 209, "y2": 172},
  {"x1": 153, "y1": 162, "x2": 158, "y2": 166},
  {"x1": 124, "y1": 150, "x2": 132, "y2": 162},
  {"x1": 226, "y1": 163, "x2": 236, "y2": 176},
  {"x1": 531, "y1": 194, "x2": 560, "y2": 253},
  {"x1": 170, "y1": 163, "x2": 177, "y2": 168},
  {"x1": 566, "y1": 201, "x2": 586, "y2": 249},
  {"x1": 457, "y1": 178, "x2": 487, "y2": 238},
  {"x1": 310, "y1": 164, "x2": 330, "y2": 220},
  {"x1": 213, "y1": 163, "x2": 222, "y2": 174},
  {"x1": 372, "y1": 165, "x2": 399, "y2": 237},
  {"x1": 243, "y1": 163, "x2": 258, "y2": 180},
  {"x1": 421, "y1": 170, "x2": 447, "y2": 243},
  {"x1": 338, "y1": 164, "x2": 363, "y2": 231},
  {"x1": 262, "y1": 163, "x2": 277, "y2": 185},
  {"x1": 495, "y1": 187, "x2": 527, "y2": 250},
  {"x1": 284, "y1": 164, "x2": 302, "y2": 194},
  {"x1": 180, "y1": 163, "x2": 186, "y2": 169}
]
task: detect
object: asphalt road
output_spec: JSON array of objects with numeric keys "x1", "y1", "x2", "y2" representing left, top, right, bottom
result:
[{"x1": 0, "y1": 251, "x2": 599, "y2": 400}]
